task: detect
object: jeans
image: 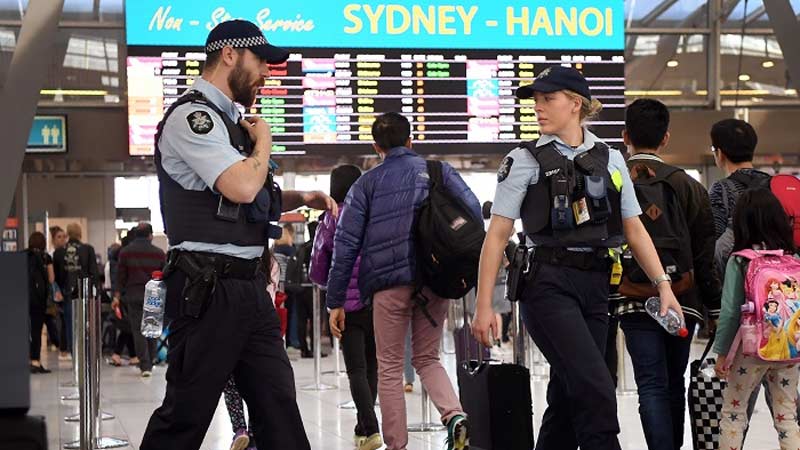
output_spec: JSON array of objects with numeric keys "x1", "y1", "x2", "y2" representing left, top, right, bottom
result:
[
  {"x1": 126, "y1": 299, "x2": 158, "y2": 372},
  {"x1": 340, "y1": 307, "x2": 379, "y2": 437},
  {"x1": 59, "y1": 299, "x2": 73, "y2": 353},
  {"x1": 295, "y1": 288, "x2": 314, "y2": 353},
  {"x1": 605, "y1": 313, "x2": 620, "y2": 387},
  {"x1": 620, "y1": 313, "x2": 696, "y2": 450}
]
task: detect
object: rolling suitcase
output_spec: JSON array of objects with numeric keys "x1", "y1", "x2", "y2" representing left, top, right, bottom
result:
[
  {"x1": 456, "y1": 299, "x2": 534, "y2": 450},
  {"x1": 687, "y1": 337, "x2": 725, "y2": 450},
  {"x1": 454, "y1": 324, "x2": 490, "y2": 363},
  {"x1": 0, "y1": 415, "x2": 47, "y2": 450}
]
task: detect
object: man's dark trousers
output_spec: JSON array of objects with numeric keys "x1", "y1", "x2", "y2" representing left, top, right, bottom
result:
[{"x1": 140, "y1": 269, "x2": 310, "y2": 450}]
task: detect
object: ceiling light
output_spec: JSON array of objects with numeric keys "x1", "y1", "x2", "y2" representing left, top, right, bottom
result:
[
  {"x1": 738, "y1": 74, "x2": 751, "y2": 81},
  {"x1": 666, "y1": 60, "x2": 679, "y2": 68},
  {"x1": 762, "y1": 60, "x2": 775, "y2": 68}
]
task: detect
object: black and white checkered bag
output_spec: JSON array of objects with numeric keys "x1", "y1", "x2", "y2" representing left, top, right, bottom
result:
[{"x1": 688, "y1": 338, "x2": 726, "y2": 450}]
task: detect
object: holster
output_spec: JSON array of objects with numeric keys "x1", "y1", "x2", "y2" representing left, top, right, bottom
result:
[
  {"x1": 170, "y1": 251, "x2": 218, "y2": 319},
  {"x1": 506, "y1": 245, "x2": 531, "y2": 302}
]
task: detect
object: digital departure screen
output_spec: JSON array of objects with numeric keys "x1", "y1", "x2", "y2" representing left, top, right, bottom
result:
[{"x1": 126, "y1": 1, "x2": 625, "y2": 157}]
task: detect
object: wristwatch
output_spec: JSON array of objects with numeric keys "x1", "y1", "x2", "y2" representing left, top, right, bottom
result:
[{"x1": 651, "y1": 273, "x2": 672, "y2": 287}]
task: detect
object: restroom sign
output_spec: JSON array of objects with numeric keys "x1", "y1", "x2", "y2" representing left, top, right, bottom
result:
[{"x1": 27, "y1": 115, "x2": 67, "y2": 153}]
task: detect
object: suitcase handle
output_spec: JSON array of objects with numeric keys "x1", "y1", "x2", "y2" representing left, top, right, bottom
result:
[
  {"x1": 462, "y1": 295, "x2": 485, "y2": 368},
  {"x1": 691, "y1": 332, "x2": 716, "y2": 377}
]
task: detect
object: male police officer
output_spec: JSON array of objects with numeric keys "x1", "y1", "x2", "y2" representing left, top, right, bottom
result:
[{"x1": 140, "y1": 20, "x2": 335, "y2": 450}]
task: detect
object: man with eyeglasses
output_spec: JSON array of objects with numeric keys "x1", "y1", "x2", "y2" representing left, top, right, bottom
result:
[{"x1": 707, "y1": 117, "x2": 790, "y2": 437}]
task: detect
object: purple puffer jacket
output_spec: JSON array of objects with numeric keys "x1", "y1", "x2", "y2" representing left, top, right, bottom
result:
[{"x1": 309, "y1": 205, "x2": 363, "y2": 312}]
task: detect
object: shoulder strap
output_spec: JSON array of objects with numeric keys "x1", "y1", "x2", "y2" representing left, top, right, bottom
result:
[
  {"x1": 523, "y1": 141, "x2": 564, "y2": 173},
  {"x1": 654, "y1": 163, "x2": 683, "y2": 181},
  {"x1": 426, "y1": 160, "x2": 444, "y2": 188},
  {"x1": 721, "y1": 178, "x2": 731, "y2": 228},
  {"x1": 628, "y1": 159, "x2": 683, "y2": 185},
  {"x1": 729, "y1": 170, "x2": 765, "y2": 188},
  {"x1": 155, "y1": 90, "x2": 244, "y2": 152},
  {"x1": 587, "y1": 142, "x2": 610, "y2": 169},
  {"x1": 724, "y1": 330, "x2": 743, "y2": 370}
]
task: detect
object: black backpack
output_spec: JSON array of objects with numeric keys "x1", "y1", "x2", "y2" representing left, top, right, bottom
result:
[
  {"x1": 415, "y1": 160, "x2": 485, "y2": 301},
  {"x1": 285, "y1": 243, "x2": 311, "y2": 294},
  {"x1": 618, "y1": 161, "x2": 695, "y2": 298}
]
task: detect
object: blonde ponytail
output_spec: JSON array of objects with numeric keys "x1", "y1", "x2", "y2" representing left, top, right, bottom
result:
[{"x1": 564, "y1": 90, "x2": 603, "y2": 123}]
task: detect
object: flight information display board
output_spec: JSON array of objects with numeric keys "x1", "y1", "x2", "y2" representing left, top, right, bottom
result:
[{"x1": 127, "y1": 1, "x2": 625, "y2": 156}]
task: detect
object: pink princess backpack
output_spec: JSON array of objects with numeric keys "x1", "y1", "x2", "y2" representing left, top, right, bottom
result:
[{"x1": 726, "y1": 249, "x2": 800, "y2": 366}]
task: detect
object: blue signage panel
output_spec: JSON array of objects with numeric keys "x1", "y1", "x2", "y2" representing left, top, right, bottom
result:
[
  {"x1": 126, "y1": 1, "x2": 624, "y2": 50},
  {"x1": 27, "y1": 116, "x2": 67, "y2": 153}
]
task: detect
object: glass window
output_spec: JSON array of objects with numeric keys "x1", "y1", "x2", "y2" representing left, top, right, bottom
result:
[
  {"x1": 0, "y1": 0, "x2": 124, "y2": 22},
  {"x1": 720, "y1": 33, "x2": 798, "y2": 104},
  {"x1": 626, "y1": 0, "x2": 708, "y2": 28},
  {"x1": 625, "y1": 34, "x2": 708, "y2": 103},
  {"x1": 0, "y1": 26, "x2": 125, "y2": 105}
]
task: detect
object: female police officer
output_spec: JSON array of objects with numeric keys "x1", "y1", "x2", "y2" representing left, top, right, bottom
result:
[{"x1": 471, "y1": 66, "x2": 683, "y2": 450}]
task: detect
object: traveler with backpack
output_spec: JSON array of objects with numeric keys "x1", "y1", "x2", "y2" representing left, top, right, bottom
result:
[
  {"x1": 309, "y1": 164, "x2": 384, "y2": 450},
  {"x1": 709, "y1": 119, "x2": 772, "y2": 281},
  {"x1": 714, "y1": 188, "x2": 800, "y2": 449},
  {"x1": 53, "y1": 223, "x2": 100, "y2": 360},
  {"x1": 472, "y1": 67, "x2": 683, "y2": 450},
  {"x1": 27, "y1": 231, "x2": 54, "y2": 373},
  {"x1": 614, "y1": 99, "x2": 721, "y2": 450},
  {"x1": 326, "y1": 112, "x2": 481, "y2": 450}
]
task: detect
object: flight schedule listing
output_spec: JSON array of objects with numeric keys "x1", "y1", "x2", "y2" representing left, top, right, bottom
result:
[{"x1": 127, "y1": 47, "x2": 624, "y2": 156}]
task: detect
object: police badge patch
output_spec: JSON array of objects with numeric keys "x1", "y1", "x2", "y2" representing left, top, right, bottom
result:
[
  {"x1": 187, "y1": 111, "x2": 214, "y2": 134},
  {"x1": 497, "y1": 156, "x2": 514, "y2": 182}
]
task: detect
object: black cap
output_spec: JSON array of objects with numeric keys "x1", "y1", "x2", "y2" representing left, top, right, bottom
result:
[
  {"x1": 516, "y1": 66, "x2": 591, "y2": 101},
  {"x1": 205, "y1": 20, "x2": 289, "y2": 64}
]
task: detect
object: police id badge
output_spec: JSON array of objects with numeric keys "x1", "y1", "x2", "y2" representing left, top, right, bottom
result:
[{"x1": 572, "y1": 198, "x2": 591, "y2": 225}]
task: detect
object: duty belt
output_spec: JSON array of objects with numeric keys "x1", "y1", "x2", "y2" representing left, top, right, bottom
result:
[
  {"x1": 166, "y1": 250, "x2": 263, "y2": 280},
  {"x1": 530, "y1": 247, "x2": 610, "y2": 272}
]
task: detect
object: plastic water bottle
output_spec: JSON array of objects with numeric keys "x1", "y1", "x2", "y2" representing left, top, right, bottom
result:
[
  {"x1": 141, "y1": 271, "x2": 166, "y2": 338},
  {"x1": 645, "y1": 296, "x2": 688, "y2": 338}
]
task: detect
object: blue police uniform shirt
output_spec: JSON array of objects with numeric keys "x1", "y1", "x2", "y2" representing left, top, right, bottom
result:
[
  {"x1": 491, "y1": 128, "x2": 641, "y2": 244},
  {"x1": 158, "y1": 78, "x2": 264, "y2": 259}
]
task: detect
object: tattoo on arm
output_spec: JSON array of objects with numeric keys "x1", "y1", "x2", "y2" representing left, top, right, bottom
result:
[{"x1": 248, "y1": 149, "x2": 263, "y2": 171}]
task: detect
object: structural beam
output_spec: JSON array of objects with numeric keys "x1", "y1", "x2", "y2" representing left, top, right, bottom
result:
[{"x1": 0, "y1": 0, "x2": 64, "y2": 235}]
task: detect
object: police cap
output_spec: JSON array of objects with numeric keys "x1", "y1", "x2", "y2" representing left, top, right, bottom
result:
[
  {"x1": 516, "y1": 66, "x2": 591, "y2": 101},
  {"x1": 205, "y1": 20, "x2": 289, "y2": 64}
]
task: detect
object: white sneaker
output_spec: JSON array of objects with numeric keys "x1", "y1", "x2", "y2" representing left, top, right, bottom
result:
[
  {"x1": 141, "y1": 370, "x2": 152, "y2": 378},
  {"x1": 59, "y1": 353, "x2": 72, "y2": 361}
]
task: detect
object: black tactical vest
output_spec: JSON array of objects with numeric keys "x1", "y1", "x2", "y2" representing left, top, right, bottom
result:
[
  {"x1": 519, "y1": 140, "x2": 624, "y2": 248},
  {"x1": 154, "y1": 90, "x2": 280, "y2": 247}
]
